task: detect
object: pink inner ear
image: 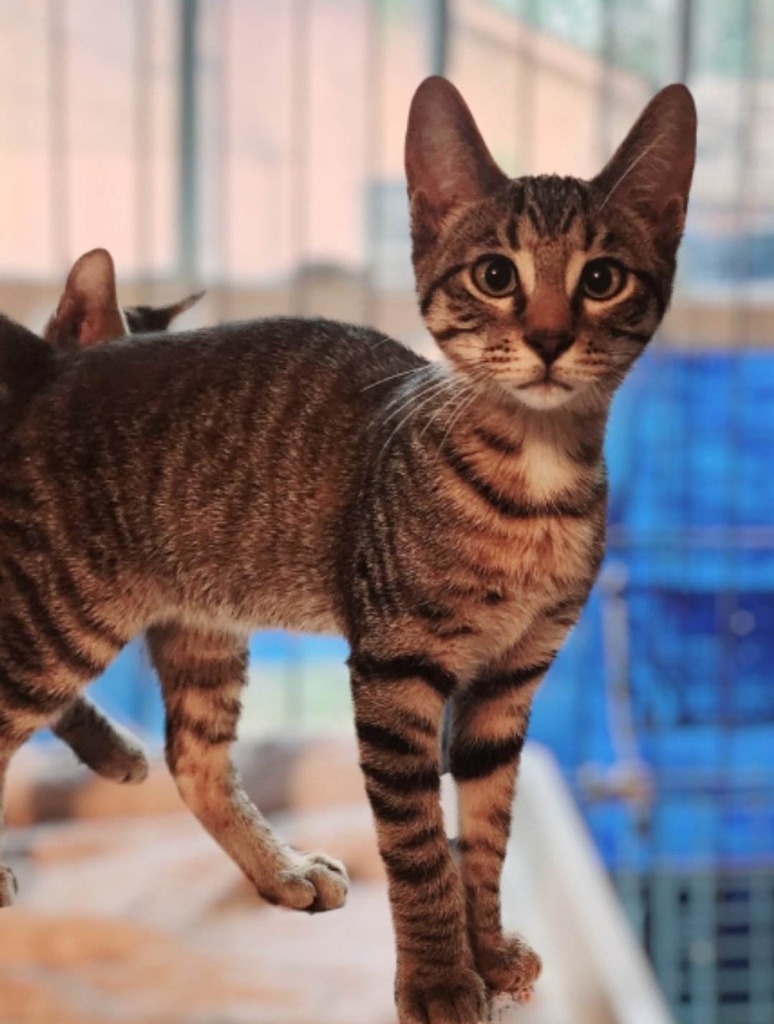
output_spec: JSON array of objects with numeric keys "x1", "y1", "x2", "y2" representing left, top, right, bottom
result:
[
  {"x1": 80, "y1": 306, "x2": 127, "y2": 347},
  {"x1": 594, "y1": 86, "x2": 696, "y2": 226},
  {"x1": 406, "y1": 77, "x2": 507, "y2": 227}
]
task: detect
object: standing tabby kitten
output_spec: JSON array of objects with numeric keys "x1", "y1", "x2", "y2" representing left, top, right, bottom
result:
[
  {"x1": 38, "y1": 249, "x2": 204, "y2": 784},
  {"x1": 0, "y1": 78, "x2": 695, "y2": 1024}
]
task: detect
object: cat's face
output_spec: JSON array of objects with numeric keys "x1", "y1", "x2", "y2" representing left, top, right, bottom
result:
[{"x1": 406, "y1": 79, "x2": 696, "y2": 413}]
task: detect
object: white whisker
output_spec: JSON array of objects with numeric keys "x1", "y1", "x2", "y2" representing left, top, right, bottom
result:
[
  {"x1": 419, "y1": 379, "x2": 471, "y2": 440},
  {"x1": 360, "y1": 363, "x2": 434, "y2": 392},
  {"x1": 378, "y1": 384, "x2": 461, "y2": 463},
  {"x1": 381, "y1": 370, "x2": 457, "y2": 425},
  {"x1": 436, "y1": 380, "x2": 484, "y2": 454}
]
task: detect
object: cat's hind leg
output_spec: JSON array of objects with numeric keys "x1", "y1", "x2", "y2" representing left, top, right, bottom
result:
[
  {"x1": 52, "y1": 695, "x2": 149, "y2": 783},
  {"x1": 0, "y1": 677, "x2": 80, "y2": 905},
  {"x1": 148, "y1": 623, "x2": 348, "y2": 912}
]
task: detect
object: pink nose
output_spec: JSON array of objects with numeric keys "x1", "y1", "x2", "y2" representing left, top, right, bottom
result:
[
  {"x1": 523, "y1": 291, "x2": 573, "y2": 363},
  {"x1": 523, "y1": 330, "x2": 574, "y2": 365}
]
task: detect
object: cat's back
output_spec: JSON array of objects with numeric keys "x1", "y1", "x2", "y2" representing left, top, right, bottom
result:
[{"x1": 19, "y1": 315, "x2": 426, "y2": 446}]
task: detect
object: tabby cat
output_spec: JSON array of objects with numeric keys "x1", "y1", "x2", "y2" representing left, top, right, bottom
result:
[
  {"x1": 37, "y1": 249, "x2": 204, "y2": 783},
  {"x1": 0, "y1": 77, "x2": 695, "y2": 1024},
  {"x1": 0, "y1": 250, "x2": 202, "y2": 786}
]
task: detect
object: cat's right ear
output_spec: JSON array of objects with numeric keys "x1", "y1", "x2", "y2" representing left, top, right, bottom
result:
[
  {"x1": 405, "y1": 77, "x2": 507, "y2": 252},
  {"x1": 44, "y1": 248, "x2": 127, "y2": 352},
  {"x1": 592, "y1": 85, "x2": 696, "y2": 255},
  {"x1": 123, "y1": 290, "x2": 205, "y2": 335}
]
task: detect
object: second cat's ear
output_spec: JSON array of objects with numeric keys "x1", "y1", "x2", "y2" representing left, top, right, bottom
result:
[
  {"x1": 123, "y1": 290, "x2": 205, "y2": 335},
  {"x1": 593, "y1": 84, "x2": 697, "y2": 251},
  {"x1": 45, "y1": 248, "x2": 127, "y2": 352},
  {"x1": 405, "y1": 77, "x2": 508, "y2": 249}
]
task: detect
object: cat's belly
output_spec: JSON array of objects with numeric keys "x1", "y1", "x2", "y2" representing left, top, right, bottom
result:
[{"x1": 162, "y1": 566, "x2": 343, "y2": 639}]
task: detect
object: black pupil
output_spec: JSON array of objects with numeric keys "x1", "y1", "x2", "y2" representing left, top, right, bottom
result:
[
  {"x1": 586, "y1": 262, "x2": 613, "y2": 295},
  {"x1": 485, "y1": 259, "x2": 513, "y2": 292}
]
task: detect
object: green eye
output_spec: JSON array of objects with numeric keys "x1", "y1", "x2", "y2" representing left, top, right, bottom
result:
[
  {"x1": 581, "y1": 258, "x2": 627, "y2": 301},
  {"x1": 472, "y1": 256, "x2": 518, "y2": 298}
]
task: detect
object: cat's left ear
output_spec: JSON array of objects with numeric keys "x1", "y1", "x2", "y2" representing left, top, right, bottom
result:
[
  {"x1": 405, "y1": 76, "x2": 508, "y2": 251},
  {"x1": 593, "y1": 84, "x2": 697, "y2": 251},
  {"x1": 45, "y1": 248, "x2": 127, "y2": 351}
]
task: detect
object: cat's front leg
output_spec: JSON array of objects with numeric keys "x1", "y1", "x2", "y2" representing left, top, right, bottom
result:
[
  {"x1": 150, "y1": 623, "x2": 348, "y2": 912},
  {"x1": 449, "y1": 659, "x2": 548, "y2": 1003},
  {"x1": 53, "y1": 695, "x2": 149, "y2": 783},
  {"x1": 350, "y1": 650, "x2": 487, "y2": 1024}
]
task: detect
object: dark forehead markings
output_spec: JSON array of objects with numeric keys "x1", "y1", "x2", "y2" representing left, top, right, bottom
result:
[
  {"x1": 560, "y1": 207, "x2": 578, "y2": 235},
  {"x1": 526, "y1": 204, "x2": 545, "y2": 236},
  {"x1": 509, "y1": 183, "x2": 526, "y2": 216},
  {"x1": 526, "y1": 176, "x2": 592, "y2": 237},
  {"x1": 506, "y1": 215, "x2": 519, "y2": 250}
]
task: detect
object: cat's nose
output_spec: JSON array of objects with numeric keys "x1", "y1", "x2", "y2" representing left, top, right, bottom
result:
[{"x1": 522, "y1": 330, "x2": 575, "y2": 365}]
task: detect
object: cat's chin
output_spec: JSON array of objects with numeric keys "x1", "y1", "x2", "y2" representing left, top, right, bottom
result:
[{"x1": 509, "y1": 380, "x2": 577, "y2": 412}]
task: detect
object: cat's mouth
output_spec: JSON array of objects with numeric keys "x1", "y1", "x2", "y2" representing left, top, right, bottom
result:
[
  {"x1": 511, "y1": 370, "x2": 576, "y2": 410},
  {"x1": 516, "y1": 371, "x2": 573, "y2": 393}
]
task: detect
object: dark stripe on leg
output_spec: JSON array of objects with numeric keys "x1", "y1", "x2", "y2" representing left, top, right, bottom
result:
[
  {"x1": 361, "y1": 762, "x2": 439, "y2": 796},
  {"x1": 467, "y1": 661, "x2": 551, "y2": 702},
  {"x1": 364, "y1": 786, "x2": 423, "y2": 824},
  {"x1": 450, "y1": 734, "x2": 525, "y2": 781},
  {"x1": 382, "y1": 848, "x2": 448, "y2": 887},
  {"x1": 356, "y1": 720, "x2": 424, "y2": 758},
  {"x1": 349, "y1": 652, "x2": 456, "y2": 699}
]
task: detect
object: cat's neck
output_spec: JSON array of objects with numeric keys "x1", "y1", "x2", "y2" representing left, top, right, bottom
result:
[
  {"x1": 433, "y1": 375, "x2": 605, "y2": 458},
  {"x1": 412, "y1": 374, "x2": 607, "y2": 509}
]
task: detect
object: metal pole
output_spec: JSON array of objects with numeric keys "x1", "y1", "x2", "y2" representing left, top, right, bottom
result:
[
  {"x1": 134, "y1": 0, "x2": 152, "y2": 285},
  {"x1": 48, "y1": 0, "x2": 71, "y2": 271},
  {"x1": 214, "y1": 0, "x2": 232, "y2": 322},
  {"x1": 428, "y1": 0, "x2": 449, "y2": 77},
  {"x1": 178, "y1": 0, "x2": 199, "y2": 280},
  {"x1": 677, "y1": 0, "x2": 694, "y2": 83},
  {"x1": 363, "y1": 0, "x2": 383, "y2": 328},
  {"x1": 289, "y1": 0, "x2": 310, "y2": 316}
]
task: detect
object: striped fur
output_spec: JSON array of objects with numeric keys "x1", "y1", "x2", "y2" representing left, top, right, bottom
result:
[
  {"x1": 0, "y1": 79, "x2": 695, "y2": 1024},
  {"x1": 38, "y1": 250, "x2": 203, "y2": 785}
]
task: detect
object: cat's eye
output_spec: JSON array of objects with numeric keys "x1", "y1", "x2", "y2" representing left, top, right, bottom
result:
[
  {"x1": 472, "y1": 256, "x2": 518, "y2": 298},
  {"x1": 580, "y1": 259, "x2": 627, "y2": 301}
]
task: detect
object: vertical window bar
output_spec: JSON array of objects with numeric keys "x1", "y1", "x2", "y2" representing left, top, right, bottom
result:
[
  {"x1": 214, "y1": 0, "x2": 233, "y2": 322},
  {"x1": 178, "y1": 0, "x2": 199, "y2": 281},
  {"x1": 47, "y1": 0, "x2": 71, "y2": 271},
  {"x1": 289, "y1": 0, "x2": 310, "y2": 316},
  {"x1": 363, "y1": 0, "x2": 384, "y2": 328},
  {"x1": 134, "y1": 0, "x2": 153, "y2": 283}
]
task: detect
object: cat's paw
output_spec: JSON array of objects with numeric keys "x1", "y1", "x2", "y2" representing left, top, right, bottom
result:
[
  {"x1": 264, "y1": 851, "x2": 349, "y2": 913},
  {"x1": 396, "y1": 964, "x2": 488, "y2": 1024},
  {"x1": 474, "y1": 933, "x2": 541, "y2": 1003},
  {"x1": 94, "y1": 736, "x2": 149, "y2": 785},
  {"x1": 0, "y1": 865, "x2": 18, "y2": 907}
]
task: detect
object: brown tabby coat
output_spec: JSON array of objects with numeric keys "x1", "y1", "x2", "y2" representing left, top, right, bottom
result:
[
  {"x1": 47, "y1": 253, "x2": 204, "y2": 777},
  {"x1": 0, "y1": 78, "x2": 695, "y2": 1024},
  {"x1": 3, "y1": 250, "x2": 203, "y2": 786}
]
